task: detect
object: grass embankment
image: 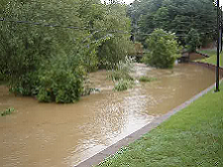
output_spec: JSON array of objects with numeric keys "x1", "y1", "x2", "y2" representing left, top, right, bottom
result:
[
  {"x1": 97, "y1": 83, "x2": 223, "y2": 167},
  {"x1": 197, "y1": 49, "x2": 223, "y2": 67}
]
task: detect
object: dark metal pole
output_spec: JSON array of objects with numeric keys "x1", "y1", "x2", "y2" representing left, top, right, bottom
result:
[
  {"x1": 216, "y1": 0, "x2": 220, "y2": 92},
  {"x1": 221, "y1": 6, "x2": 223, "y2": 52},
  {"x1": 222, "y1": 7, "x2": 223, "y2": 66}
]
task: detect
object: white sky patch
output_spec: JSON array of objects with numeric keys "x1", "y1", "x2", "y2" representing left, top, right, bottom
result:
[
  {"x1": 123, "y1": 0, "x2": 134, "y2": 4},
  {"x1": 220, "y1": 1, "x2": 223, "y2": 7},
  {"x1": 103, "y1": 0, "x2": 223, "y2": 6},
  {"x1": 101, "y1": 0, "x2": 134, "y2": 4},
  {"x1": 102, "y1": 0, "x2": 223, "y2": 8}
]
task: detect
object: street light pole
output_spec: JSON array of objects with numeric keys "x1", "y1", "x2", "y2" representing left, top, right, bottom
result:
[
  {"x1": 216, "y1": 0, "x2": 220, "y2": 92},
  {"x1": 221, "y1": 6, "x2": 223, "y2": 52}
]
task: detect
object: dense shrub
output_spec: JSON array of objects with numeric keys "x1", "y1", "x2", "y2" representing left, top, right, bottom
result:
[
  {"x1": 37, "y1": 55, "x2": 85, "y2": 103},
  {"x1": 37, "y1": 70, "x2": 83, "y2": 103},
  {"x1": 143, "y1": 29, "x2": 180, "y2": 68}
]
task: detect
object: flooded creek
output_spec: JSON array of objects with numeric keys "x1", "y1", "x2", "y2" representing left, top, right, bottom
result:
[{"x1": 0, "y1": 63, "x2": 215, "y2": 167}]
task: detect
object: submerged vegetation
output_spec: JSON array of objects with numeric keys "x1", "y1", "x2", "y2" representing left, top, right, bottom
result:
[
  {"x1": 108, "y1": 56, "x2": 134, "y2": 81},
  {"x1": 139, "y1": 76, "x2": 157, "y2": 83},
  {"x1": 1, "y1": 108, "x2": 15, "y2": 117},
  {"x1": 108, "y1": 56, "x2": 135, "y2": 91},
  {"x1": 113, "y1": 79, "x2": 134, "y2": 91}
]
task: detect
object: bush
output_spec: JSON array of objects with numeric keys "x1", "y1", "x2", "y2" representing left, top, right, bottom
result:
[
  {"x1": 37, "y1": 69, "x2": 84, "y2": 103},
  {"x1": 143, "y1": 29, "x2": 180, "y2": 68},
  {"x1": 37, "y1": 55, "x2": 85, "y2": 103}
]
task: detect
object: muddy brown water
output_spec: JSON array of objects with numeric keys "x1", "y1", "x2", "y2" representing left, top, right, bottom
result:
[{"x1": 0, "y1": 63, "x2": 215, "y2": 167}]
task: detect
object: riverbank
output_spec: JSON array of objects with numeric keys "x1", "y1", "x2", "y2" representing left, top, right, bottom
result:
[
  {"x1": 197, "y1": 49, "x2": 223, "y2": 67},
  {"x1": 96, "y1": 82, "x2": 223, "y2": 167}
]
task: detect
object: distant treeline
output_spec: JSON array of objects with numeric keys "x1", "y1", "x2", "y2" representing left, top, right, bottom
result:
[{"x1": 127, "y1": 0, "x2": 216, "y2": 49}]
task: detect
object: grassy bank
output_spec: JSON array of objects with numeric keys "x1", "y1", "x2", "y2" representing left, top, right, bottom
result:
[
  {"x1": 97, "y1": 82, "x2": 223, "y2": 167},
  {"x1": 197, "y1": 49, "x2": 223, "y2": 67}
]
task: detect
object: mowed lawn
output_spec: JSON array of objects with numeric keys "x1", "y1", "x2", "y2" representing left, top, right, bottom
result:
[
  {"x1": 198, "y1": 49, "x2": 223, "y2": 67},
  {"x1": 97, "y1": 83, "x2": 223, "y2": 167}
]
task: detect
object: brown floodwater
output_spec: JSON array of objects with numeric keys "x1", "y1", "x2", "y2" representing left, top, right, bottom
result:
[{"x1": 0, "y1": 63, "x2": 215, "y2": 167}]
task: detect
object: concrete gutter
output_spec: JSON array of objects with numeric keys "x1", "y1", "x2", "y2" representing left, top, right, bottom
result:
[{"x1": 75, "y1": 78, "x2": 222, "y2": 167}]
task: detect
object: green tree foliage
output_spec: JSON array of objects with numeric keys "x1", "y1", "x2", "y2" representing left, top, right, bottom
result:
[
  {"x1": 128, "y1": 0, "x2": 216, "y2": 47},
  {"x1": 0, "y1": 0, "x2": 133, "y2": 103},
  {"x1": 1, "y1": 0, "x2": 88, "y2": 98},
  {"x1": 143, "y1": 29, "x2": 180, "y2": 68},
  {"x1": 96, "y1": 3, "x2": 134, "y2": 69},
  {"x1": 186, "y1": 29, "x2": 201, "y2": 52}
]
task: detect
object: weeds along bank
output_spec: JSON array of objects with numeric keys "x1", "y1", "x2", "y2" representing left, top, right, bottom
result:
[{"x1": 0, "y1": 0, "x2": 134, "y2": 103}]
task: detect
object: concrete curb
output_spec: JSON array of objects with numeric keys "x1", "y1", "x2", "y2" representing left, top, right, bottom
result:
[{"x1": 75, "y1": 77, "x2": 221, "y2": 167}]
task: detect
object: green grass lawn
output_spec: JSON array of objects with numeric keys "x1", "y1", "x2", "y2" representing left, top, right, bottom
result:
[
  {"x1": 197, "y1": 49, "x2": 223, "y2": 67},
  {"x1": 97, "y1": 83, "x2": 223, "y2": 167}
]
